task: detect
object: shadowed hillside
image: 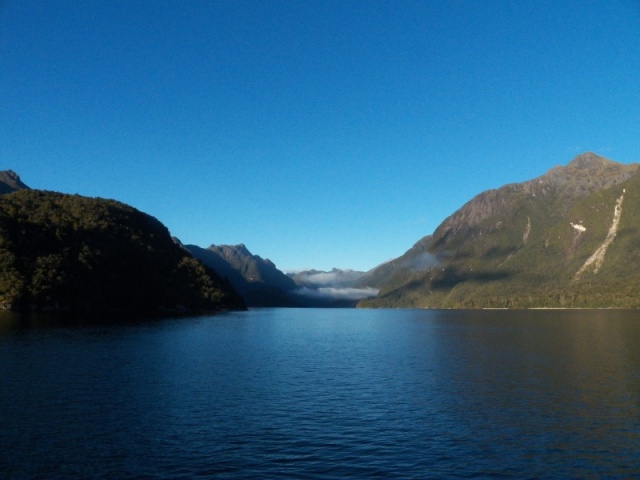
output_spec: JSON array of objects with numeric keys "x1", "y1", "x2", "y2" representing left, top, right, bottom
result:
[
  {"x1": 185, "y1": 243, "x2": 300, "y2": 307},
  {"x1": 186, "y1": 244, "x2": 377, "y2": 307},
  {"x1": 0, "y1": 189, "x2": 245, "y2": 313}
]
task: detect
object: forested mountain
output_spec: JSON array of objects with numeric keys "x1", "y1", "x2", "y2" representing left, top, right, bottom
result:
[
  {"x1": 7, "y1": 151, "x2": 638, "y2": 312},
  {"x1": 360, "y1": 153, "x2": 640, "y2": 308},
  {"x1": 0, "y1": 189, "x2": 245, "y2": 312}
]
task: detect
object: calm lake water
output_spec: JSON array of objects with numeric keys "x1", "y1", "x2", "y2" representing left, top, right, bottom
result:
[{"x1": 1, "y1": 308, "x2": 640, "y2": 479}]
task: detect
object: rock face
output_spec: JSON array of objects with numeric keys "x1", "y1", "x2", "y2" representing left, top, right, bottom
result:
[
  {"x1": 186, "y1": 245, "x2": 377, "y2": 307},
  {"x1": 185, "y1": 243, "x2": 299, "y2": 307},
  {"x1": 432, "y1": 153, "x2": 638, "y2": 244},
  {"x1": 0, "y1": 170, "x2": 29, "y2": 194},
  {"x1": 360, "y1": 153, "x2": 640, "y2": 308},
  {"x1": 0, "y1": 189, "x2": 245, "y2": 313}
]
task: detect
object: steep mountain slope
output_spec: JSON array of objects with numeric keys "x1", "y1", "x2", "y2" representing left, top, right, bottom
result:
[
  {"x1": 0, "y1": 170, "x2": 29, "y2": 194},
  {"x1": 360, "y1": 153, "x2": 640, "y2": 308},
  {"x1": 186, "y1": 244, "x2": 377, "y2": 307},
  {"x1": 355, "y1": 236, "x2": 433, "y2": 290},
  {"x1": 185, "y1": 243, "x2": 299, "y2": 307},
  {"x1": 0, "y1": 189, "x2": 245, "y2": 312}
]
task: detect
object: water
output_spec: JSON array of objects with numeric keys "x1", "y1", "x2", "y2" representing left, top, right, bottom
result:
[{"x1": 1, "y1": 308, "x2": 640, "y2": 479}]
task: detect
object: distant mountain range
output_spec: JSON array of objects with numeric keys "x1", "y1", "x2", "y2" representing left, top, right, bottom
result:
[
  {"x1": 184, "y1": 243, "x2": 299, "y2": 307},
  {"x1": 0, "y1": 168, "x2": 376, "y2": 310},
  {"x1": 184, "y1": 243, "x2": 375, "y2": 307},
  {"x1": 359, "y1": 152, "x2": 640, "y2": 308},
  {"x1": 5, "y1": 151, "x2": 640, "y2": 310}
]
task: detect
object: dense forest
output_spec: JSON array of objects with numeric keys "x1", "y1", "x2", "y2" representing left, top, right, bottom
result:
[{"x1": 0, "y1": 190, "x2": 245, "y2": 313}]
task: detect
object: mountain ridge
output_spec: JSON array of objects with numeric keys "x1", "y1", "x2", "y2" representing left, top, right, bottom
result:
[
  {"x1": 360, "y1": 153, "x2": 640, "y2": 308},
  {"x1": 432, "y1": 152, "x2": 638, "y2": 244},
  {"x1": 185, "y1": 243, "x2": 376, "y2": 307},
  {"x1": 0, "y1": 189, "x2": 245, "y2": 313},
  {"x1": 6, "y1": 153, "x2": 639, "y2": 310},
  {"x1": 0, "y1": 170, "x2": 29, "y2": 194},
  {"x1": 185, "y1": 243, "x2": 299, "y2": 307}
]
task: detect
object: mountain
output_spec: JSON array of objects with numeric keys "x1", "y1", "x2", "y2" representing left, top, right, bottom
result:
[
  {"x1": 288, "y1": 268, "x2": 378, "y2": 307},
  {"x1": 0, "y1": 189, "x2": 245, "y2": 313},
  {"x1": 360, "y1": 152, "x2": 640, "y2": 308},
  {"x1": 186, "y1": 244, "x2": 378, "y2": 307},
  {"x1": 185, "y1": 243, "x2": 300, "y2": 307},
  {"x1": 0, "y1": 170, "x2": 29, "y2": 194}
]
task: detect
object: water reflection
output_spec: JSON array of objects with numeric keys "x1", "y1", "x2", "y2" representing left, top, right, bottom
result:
[
  {"x1": 1, "y1": 308, "x2": 640, "y2": 478},
  {"x1": 422, "y1": 310, "x2": 640, "y2": 476}
]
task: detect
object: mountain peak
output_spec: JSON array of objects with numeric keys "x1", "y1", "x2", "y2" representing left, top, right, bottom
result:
[
  {"x1": 0, "y1": 170, "x2": 29, "y2": 194},
  {"x1": 2, "y1": 170, "x2": 19, "y2": 180},
  {"x1": 363, "y1": 151, "x2": 640, "y2": 308},
  {"x1": 565, "y1": 152, "x2": 617, "y2": 171},
  {"x1": 541, "y1": 152, "x2": 638, "y2": 191},
  {"x1": 186, "y1": 243, "x2": 298, "y2": 306},
  {"x1": 234, "y1": 243, "x2": 251, "y2": 254}
]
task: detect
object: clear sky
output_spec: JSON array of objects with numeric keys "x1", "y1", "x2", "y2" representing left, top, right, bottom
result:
[{"x1": 2, "y1": 0, "x2": 639, "y2": 271}]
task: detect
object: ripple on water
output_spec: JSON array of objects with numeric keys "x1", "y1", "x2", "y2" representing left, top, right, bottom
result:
[{"x1": 1, "y1": 309, "x2": 640, "y2": 478}]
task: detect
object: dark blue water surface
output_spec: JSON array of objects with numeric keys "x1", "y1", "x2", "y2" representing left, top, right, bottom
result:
[{"x1": 1, "y1": 308, "x2": 640, "y2": 479}]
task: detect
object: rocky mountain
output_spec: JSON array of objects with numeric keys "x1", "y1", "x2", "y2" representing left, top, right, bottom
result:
[
  {"x1": 0, "y1": 189, "x2": 245, "y2": 313},
  {"x1": 0, "y1": 170, "x2": 29, "y2": 194},
  {"x1": 360, "y1": 153, "x2": 640, "y2": 308},
  {"x1": 185, "y1": 244, "x2": 378, "y2": 307},
  {"x1": 185, "y1": 243, "x2": 300, "y2": 307}
]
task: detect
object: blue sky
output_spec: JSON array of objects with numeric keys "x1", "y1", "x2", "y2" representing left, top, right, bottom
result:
[{"x1": 2, "y1": 0, "x2": 639, "y2": 271}]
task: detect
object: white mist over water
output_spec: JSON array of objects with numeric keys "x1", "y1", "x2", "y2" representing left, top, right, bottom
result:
[
  {"x1": 289, "y1": 268, "x2": 377, "y2": 301},
  {"x1": 293, "y1": 286, "x2": 379, "y2": 301}
]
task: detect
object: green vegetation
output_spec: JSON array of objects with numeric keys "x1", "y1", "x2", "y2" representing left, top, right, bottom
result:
[
  {"x1": 360, "y1": 154, "x2": 640, "y2": 309},
  {"x1": 0, "y1": 190, "x2": 245, "y2": 312}
]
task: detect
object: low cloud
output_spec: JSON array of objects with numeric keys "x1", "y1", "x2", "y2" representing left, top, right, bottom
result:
[
  {"x1": 293, "y1": 286, "x2": 379, "y2": 301},
  {"x1": 292, "y1": 269, "x2": 366, "y2": 288},
  {"x1": 299, "y1": 271, "x2": 345, "y2": 286},
  {"x1": 407, "y1": 252, "x2": 441, "y2": 271}
]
